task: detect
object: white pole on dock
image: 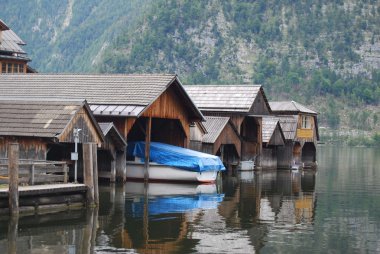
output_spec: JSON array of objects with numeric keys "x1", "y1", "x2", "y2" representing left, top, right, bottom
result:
[{"x1": 73, "y1": 128, "x2": 81, "y2": 183}]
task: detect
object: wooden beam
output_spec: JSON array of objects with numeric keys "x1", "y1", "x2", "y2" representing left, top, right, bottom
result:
[
  {"x1": 110, "y1": 153, "x2": 116, "y2": 183},
  {"x1": 92, "y1": 143, "x2": 99, "y2": 206},
  {"x1": 83, "y1": 143, "x2": 95, "y2": 207},
  {"x1": 8, "y1": 143, "x2": 19, "y2": 216},
  {"x1": 144, "y1": 117, "x2": 152, "y2": 181}
]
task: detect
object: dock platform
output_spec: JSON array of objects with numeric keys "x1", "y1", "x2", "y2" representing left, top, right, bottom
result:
[{"x1": 0, "y1": 183, "x2": 87, "y2": 198}]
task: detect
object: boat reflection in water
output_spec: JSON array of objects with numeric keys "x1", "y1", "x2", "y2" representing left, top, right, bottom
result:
[{"x1": 120, "y1": 181, "x2": 224, "y2": 253}]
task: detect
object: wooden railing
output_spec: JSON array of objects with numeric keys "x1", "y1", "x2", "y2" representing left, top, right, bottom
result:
[{"x1": 0, "y1": 159, "x2": 68, "y2": 185}]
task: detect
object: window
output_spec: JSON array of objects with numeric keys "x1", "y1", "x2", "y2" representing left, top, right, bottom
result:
[
  {"x1": 1, "y1": 62, "x2": 5, "y2": 73},
  {"x1": 19, "y1": 64, "x2": 24, "y2": 73},
  {"x1": 301, "y1": 116, "x2": 312, "y2": 129},
  {"x1": 7, "y1": 63, "x2": 12, "y2": 73}
]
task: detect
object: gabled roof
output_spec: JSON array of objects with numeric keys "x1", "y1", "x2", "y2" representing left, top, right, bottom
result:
[
  {"x1": 0, "y1": 19, "x2": 28, "y2": 56},
  {"x1": 276, "y1": 115, "x2": 298, "y2": 140},
  {"x1": 262, "y1": 117, "x2": 285, "y2": 144},
  {"x1": 0, "y1": 74, "x2": 204, "y2": 120},
  {"x1": 202, "y1": 116, "x2": 230, "y2": 143},
  {"x1": 98, "y1": 122, "x2": 127, "y2": 149},
  {"x1": 185, "y1": 85, "x2": 270, "y2": 113},
  {"x1": 269, "y1": 101, "x2": 317, "y2": 115},
  {"x1": 0, "y1": 19, "x2": 10, "y2": 31},
  {"x1": 0, "y1": 98, "x2": 103, "y2": 141}
]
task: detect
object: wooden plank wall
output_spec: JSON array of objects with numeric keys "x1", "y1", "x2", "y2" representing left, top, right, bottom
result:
[
  {"x1": 212, "y1": 123, "x2": 241, "y2": 157},
  {"x1": 59, "y1": 107, "x2": 102, "y2": 146},
  {"x1": 140, "y1": 86, "x2": 192, "y2": 147},
  {"x1": 0, "y1": 137, "x2": 47, "y2": 161}
]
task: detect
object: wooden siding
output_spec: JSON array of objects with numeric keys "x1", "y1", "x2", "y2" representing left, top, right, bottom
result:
[
  {"x1": 277, "y1": 141, "x2": 294, "y2": 169},
  {"x1": 261, "y1": 148, "x2": 277, "y2": 169},
  {"x1": 190, "y1": 123, "x2": 205, "y2": 142},
  {"x1": 212, "y1": 122, "x2": 241, "y2": 157},
  {"x1": 140, "y1": 86, "x2": 192, "y2": 147},
  {"x1": 0, "y1": 137, "x2": 47, "y2": 161},
  {"x1": 268, "y1": 124, "x2": 285, "y2": 146},
  {"x1": 59, "y1": 107, "x2": 103, "y2": 146},
  {"x1": 295, "y1": 114, "x2": 318, "y2": 143},
  {"x1": 249, "y1": 91, "x2": 270, "y2": 115},
  {"x1": 0, "y1": 60, "x2": 27, "y2": 74}
]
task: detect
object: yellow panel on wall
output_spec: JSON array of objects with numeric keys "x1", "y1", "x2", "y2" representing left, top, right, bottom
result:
[{"x1": 297, "y1": 129, "x2": 313, "y2": 138}]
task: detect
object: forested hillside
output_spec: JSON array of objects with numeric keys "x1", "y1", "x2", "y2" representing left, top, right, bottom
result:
[{"x1": 1, "y1": 0, "x2": 379, "y2": 143}]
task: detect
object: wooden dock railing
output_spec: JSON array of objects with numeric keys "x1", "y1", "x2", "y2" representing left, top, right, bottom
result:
[{"x1": 0, "y1": 160, "x2": 68, "y2": 185}]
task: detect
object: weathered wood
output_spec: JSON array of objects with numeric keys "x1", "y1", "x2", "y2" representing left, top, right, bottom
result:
[
  {"x1": 92, "y1": 143, "x2": 99, "y2": 206},
  {"x1": 83, "y1": 143, "x2": 95, "y2": 207},
  {"x1": 8, "y1": 143, "x2": 19, "y2": 216},
  {"x1": 29, "y1": 164, "x2": 35, "y2": 185},
  {"x1": 110, "y1": 155, "x2": 116, "y2": 183},
  {"x1": 116, "y1": 150, "x2": 126, "y2": 182},
  {"x1": 63, "y1": 164, "x2": 68, "y2": 183},
  {"x1": 144, "y1": 117, "x2": 152, "y2": 181},
  {"x1": 141, "y1": 86, "x2": 192, "y2": 147}
]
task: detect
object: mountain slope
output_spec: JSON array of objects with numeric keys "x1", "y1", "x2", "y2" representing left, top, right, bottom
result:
[{"x1": 0, "y1": 0, "x2": 379, "y2": 138}]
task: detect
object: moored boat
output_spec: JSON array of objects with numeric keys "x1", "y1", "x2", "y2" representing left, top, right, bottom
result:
[{"x1": 126, "y1": 142, "x2": 225, "y2": 183}]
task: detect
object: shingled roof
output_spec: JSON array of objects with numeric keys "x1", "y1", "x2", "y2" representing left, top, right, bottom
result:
[
  {"x1": 262, "y1": 117, "x2": 285, "y2": 145},
  {"x1": 98, "y1": 122, "x2": 126, "y2": 149},
  {"x1": 185, "y1": 85, "x2": 270, "y2": 113},
  {"x1": 0, "y1": 98, "x2": 96, "y2": 139},
  {"x1": 0, "y1": 19, "x2": 29, "y2": 59},
  {"x1": 0, "y1": 74, "x2": 203, "y2": 119},
  {"x1": 269, "y1": 101, "x2": 317, "y2": 115},
  {"x1": 202, "y1": 116, "x2": 230, "y2": 143},
  {"x1": 276, "y1": 115, "x2": 298, "y2": 140}
]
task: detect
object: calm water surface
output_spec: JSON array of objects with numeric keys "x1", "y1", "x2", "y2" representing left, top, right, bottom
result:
[{"x1": 0, "y1": 146, "x2": 379, "y2": 253}]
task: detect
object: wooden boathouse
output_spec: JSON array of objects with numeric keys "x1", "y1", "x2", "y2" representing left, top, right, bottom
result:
[
  {"x1": 0, "y1": 98, "x2": 104, "y2": 214},
  {"x1": 191, "y1": 116, "x2": 241, "y2": 169},
  {"x1": 0, "y1": 19, "x2": 34, "y2": 74},
  {"x1": 185, "y1": 85, "x2": 271, "y2": 168},
  {"x1": 0, "y1": 74, "x2": 204, "y2": 181},
  {"x1": 269, "y1": 101, "x2": 319, "y2": 169},
  {"x1": 261, "y1": 117, "x2": 286, "y2": 169}
]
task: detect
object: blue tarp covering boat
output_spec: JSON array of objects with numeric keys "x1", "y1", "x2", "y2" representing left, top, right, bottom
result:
[{"x1": 127, "y1": 141, "x2": 226, "y2": 173}]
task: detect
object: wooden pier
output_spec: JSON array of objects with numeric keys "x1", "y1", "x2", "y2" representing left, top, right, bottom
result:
[{"x1": 0, "y1": 143, "x2": 99, "y2": 215}]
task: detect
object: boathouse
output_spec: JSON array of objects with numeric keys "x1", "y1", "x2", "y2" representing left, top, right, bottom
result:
[
  {"x1": 0, "y1": 74, "x2": 204, "y2": 180},
  {"x1": 261, "y1": 117, "x2": 285, "y2": 169},
  {"x1": 0, "y1": 98, "x2": 104, "y2": 214},
  {"x1": 0, "y1": 19, "x2": 34, "y2": 74},
  {"x1": 185, "y1": 85, "x2": 271, "y2": 168},
  {"x1": 195, "y1": 116, "x2": 241, "y2": 169},
  {"x1": 269, "y1": 101, "x2": 319, "y2": 169},
  {"x1": 97, "y1": 122, "x2": 127, "y2": 182},
  {"x1": 0, "y1": 98, "x2": 104, "y2": 176}
]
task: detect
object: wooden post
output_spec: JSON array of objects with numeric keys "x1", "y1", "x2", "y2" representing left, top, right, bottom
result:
[
  {"x1": 8, "y1": 143, "x2": 19, "y2": 216},
  {"x1": 83, "y1": 143, "x2": 95, "y2": 207},
  {"x1": 92, "y1": 143, "x2": 99, "y2": 206},
  {"x1": 144, "y1": 117, "x2": 152, "y2": 182},
  {"x1": 110, "y1": 151, "x2": 116, "y2": 183},
  {"x1": 63, "y1": 164, "x2": 68, "y2": 183},
  {"x1": 29, "y1": 164, "x2": 35, "y2": 185},
  {"x1": 116, "y1": 150, "x2": 126, "y2": 182}
]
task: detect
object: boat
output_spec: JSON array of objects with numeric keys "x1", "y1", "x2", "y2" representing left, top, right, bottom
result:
[{"x1": 126, "y1": 142, "x2": 226, "y2": 183}]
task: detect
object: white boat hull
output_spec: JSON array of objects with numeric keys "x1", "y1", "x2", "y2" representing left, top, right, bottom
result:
[{"x1": 126, "y1": 162, "x2": 218, "y2": 183}]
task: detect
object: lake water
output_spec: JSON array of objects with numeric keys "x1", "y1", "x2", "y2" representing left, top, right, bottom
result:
[{"x1": 0, "y1": 145, "x2": 379, "y2": 253}]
